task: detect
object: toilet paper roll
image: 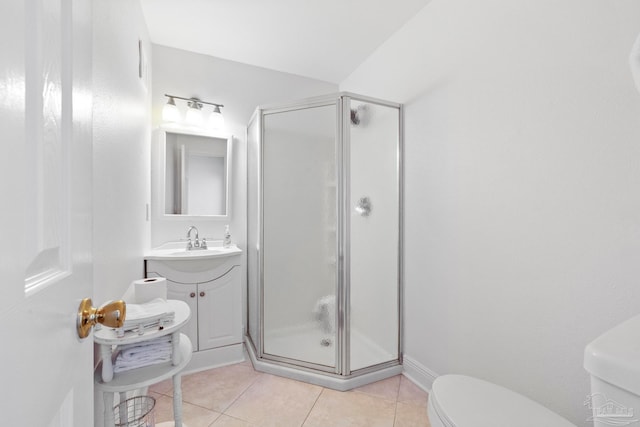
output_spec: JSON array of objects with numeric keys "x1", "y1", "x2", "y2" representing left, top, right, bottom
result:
[{"x1": 134, "y1": 277, "x2": 167, "y2": 303}]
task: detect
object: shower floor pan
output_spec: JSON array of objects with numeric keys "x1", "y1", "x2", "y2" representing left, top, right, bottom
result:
[{"x1": 246, "y1": 323, "x2": 401, "y2": 391}]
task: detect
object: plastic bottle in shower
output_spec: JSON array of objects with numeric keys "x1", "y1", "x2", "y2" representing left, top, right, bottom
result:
[{"x1": 223, "y1": 225, "x2": 231, "y2": 248}]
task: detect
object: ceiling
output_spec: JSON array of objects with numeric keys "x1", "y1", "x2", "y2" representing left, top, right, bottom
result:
[{"x1": 139, "y1": 0, "x2": 430, "y2": 84}]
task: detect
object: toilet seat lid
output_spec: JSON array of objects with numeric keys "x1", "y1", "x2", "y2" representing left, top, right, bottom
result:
[{"x1": 431, "y1": 375, "x2": 576, "y2": 427}]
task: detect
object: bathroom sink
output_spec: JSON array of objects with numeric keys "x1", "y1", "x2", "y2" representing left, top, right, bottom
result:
[{"x1": 145, "y1": 241, "x2": 242, "y2": 261}]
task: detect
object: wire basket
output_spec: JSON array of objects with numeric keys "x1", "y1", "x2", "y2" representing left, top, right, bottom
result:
[{"x1": 114, "y1": 396, "x2": 156, "y2": 427}]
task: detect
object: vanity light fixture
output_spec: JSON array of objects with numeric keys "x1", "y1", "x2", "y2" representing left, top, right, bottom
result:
[
  {"x1": 208, "y1": 105, "x2": 225, "y2": 130},
  {"x1": 162, "y1": 96, "x2": 181, "y2": 122},
  {"x1": 185, "y1": 98, "x2": 204, "y2": 127},
  {"x1": 162, "y1": 94, "x2": 225, "y2": 129}
]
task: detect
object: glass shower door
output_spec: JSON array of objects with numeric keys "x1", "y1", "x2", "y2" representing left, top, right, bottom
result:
[{"x1": 262, "y1": 103, "x2": 338, "y2": 369}]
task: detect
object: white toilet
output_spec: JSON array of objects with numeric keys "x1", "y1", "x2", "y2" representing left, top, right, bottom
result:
[
  {"x1": 427, "y1": 374, "x2": 576, "y2": 427},
  {"x1": 584, "y1": 312, "x2": 640, "y2": 427},
  {"x1": 428, "y1": 312, "x2": 640, "y2": 427}
]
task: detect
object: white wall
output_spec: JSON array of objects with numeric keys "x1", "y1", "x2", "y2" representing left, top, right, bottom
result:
[
  {"x1": 341, "y1": 0, "x2": 640, "y2": 423},
  {"x1": 92, "y1": 1, "x2": 152, "y2": 425},
  {"x1": 93, "y1": 0, "x2": 151, "y2": 303}
]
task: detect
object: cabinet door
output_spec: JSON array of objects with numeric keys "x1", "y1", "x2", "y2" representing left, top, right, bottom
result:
[
  {"x1": 167, "y1": 281, "x2": 199, "y2": 351},
  {"x1": 198, "y1": 267, "x2": 242, "y2": 350}
]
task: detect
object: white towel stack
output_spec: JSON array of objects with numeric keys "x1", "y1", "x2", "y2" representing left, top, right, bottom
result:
[
  {"x1": 121, "y1": 298, "x2": 175, "y2": 333},
  {"x1": 114, "y1": 335, "x2": 172, "y2": 373}
]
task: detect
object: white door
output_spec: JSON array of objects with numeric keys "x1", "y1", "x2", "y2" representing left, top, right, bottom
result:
[{"x1": 0, "y1": 0, "x2": 94, "y2": 426}]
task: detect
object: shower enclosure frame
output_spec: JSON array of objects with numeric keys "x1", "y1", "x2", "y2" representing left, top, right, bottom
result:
[{"x1": 246, "y1": 92, "x2": 404, "y2": 390}]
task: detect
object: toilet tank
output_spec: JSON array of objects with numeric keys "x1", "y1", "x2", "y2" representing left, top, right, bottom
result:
[{"x1": 584, "y1": 314, "x2": 640, "y2": 426}]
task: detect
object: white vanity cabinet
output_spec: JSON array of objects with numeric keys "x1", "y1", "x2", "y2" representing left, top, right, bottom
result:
[
  {"x1": 145, "y1": 250, "x2": 243, "y2": 371},
  {"x1": 194, "y1": 268, "x2": 242, "y2": 349},
  {"x1": 164, "y1": 268, "x2": 242, "y2": 352}
]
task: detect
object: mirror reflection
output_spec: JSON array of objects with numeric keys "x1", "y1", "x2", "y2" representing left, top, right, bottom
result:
[{"x1": 164, "y1": 131, "x2": 229, "y2": 216}]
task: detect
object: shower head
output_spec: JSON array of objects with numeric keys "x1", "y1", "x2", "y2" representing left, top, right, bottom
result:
[
  {"x1": 350, "y1": 108, "x2": 360, "y2": 125},
  {"x1": 350, "y1": 104, "x2": 369, "y2": 127}
]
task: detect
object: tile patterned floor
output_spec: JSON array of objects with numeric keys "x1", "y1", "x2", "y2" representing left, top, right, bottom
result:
[{"x1": 149, "y1": 360, "x2": 431, "y2": 427}]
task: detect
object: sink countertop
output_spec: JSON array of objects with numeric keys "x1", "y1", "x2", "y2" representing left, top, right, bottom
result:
[{"x1": 145, "y1": 241, "x2": 242, "y2": 261}]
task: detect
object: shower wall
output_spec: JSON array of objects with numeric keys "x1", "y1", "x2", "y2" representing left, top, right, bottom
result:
[{"x1": 349, "y1": 100, "x2": 400, "y2": 371}]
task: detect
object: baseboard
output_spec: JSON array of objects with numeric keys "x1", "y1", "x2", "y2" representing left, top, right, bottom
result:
[
  {"x1": 183, "y1": 343, "x2": 245, "y2": 374},
  {"x1": 402, "y1": 355, "x2": 438, "y2": 392}
]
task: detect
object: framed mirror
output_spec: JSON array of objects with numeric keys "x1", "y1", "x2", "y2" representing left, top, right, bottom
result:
[{"x1": 156, "y1": 128, "x2": 232, "y2": 218}]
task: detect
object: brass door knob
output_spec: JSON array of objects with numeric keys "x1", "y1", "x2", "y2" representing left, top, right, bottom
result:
[{"x1": 77, "y1": 298, "x2": 126, "y2": 339}]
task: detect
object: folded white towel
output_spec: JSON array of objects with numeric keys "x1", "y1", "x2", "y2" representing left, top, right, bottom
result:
[
  {"x1": 119, "y1": 336, "x2": 172, "y2": 360},
  {"x1": 119, "y1": 334, "x2": 171, "y2": 350},
  {"x1": 114, "y1": 356, "x2": 170, "y2": 373},
  {"x1": 122, "y1": 298, "x2": 175, "y2": 332},
  {"x1": 124, "y1": 298, "x2": 174, "y2": 322},
  {"x1": 114, "y1": 335, "x2": 173, "y2": 373}
]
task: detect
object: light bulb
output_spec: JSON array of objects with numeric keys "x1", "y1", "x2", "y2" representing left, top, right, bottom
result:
[
  {"x1": 208, "y1": 106, "x2": 225, "y2": 130},
  {"x1": 162, "y1": 97, "x2": 181, "y2": 123},
  {"x1": 185, "y1": 104, "x2": 203, "y2": 127}
]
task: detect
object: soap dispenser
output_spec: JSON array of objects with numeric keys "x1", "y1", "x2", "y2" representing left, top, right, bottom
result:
[{"x1": 223, "y1": 225, "x2": 231, "y2": 248}]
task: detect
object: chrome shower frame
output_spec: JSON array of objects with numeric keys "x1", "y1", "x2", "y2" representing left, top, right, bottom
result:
[{"x1": 245, "y1": 92, "x2": 404, "y2": 390}]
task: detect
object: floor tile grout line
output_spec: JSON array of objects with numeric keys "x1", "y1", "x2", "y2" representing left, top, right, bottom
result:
[
  {"x1": 205, "y1": 409, "x2": 224, "y2": 427},
  {"x1": 162, "y1": 389, "x2": 226, "y2": 421},
  {"x1": 208, "y1": 413, "x2": 249, "y2": 427},
  {"x1": 300, "y1": 386, "x2": 327, "y2": 427},
  {"x1": 392, "y1": 400, "x2": 399, "y2": 427},
  {"x1": 171, "y1": 368, "x2": 266, "y2": 417},
  {"x1": 181, "y1": 398, "x2": 224, "y2": 414},
  {"x1": 349, "y1": 391, "x2": 403, "y2": 405},
  {"x1": 218, "y1": 370, "x2": 265, "y2": 418},
  {"x1": 392, "y1": 376, "x2": 401, "y2": 426},
  {"x1": 148, "y1": 388, "x2": 171, "y2": 398},
  {"x1": 395, "y1": 376, "x2": 402, "y2": 402}
]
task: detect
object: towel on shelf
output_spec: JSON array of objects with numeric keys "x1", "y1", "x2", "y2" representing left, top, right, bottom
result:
[
  {"x1": 113, "y1": 335, "x2": 173, "y2": 373},
  {"x1": 124, "y1": 298, "x2": 175, "y2": 323},
  {"x1": 122, "y1": 298, "x2": 175, "y2": 333},
  {"x1": 118, "y1": 335, "x2": 172, "y2": 360}
]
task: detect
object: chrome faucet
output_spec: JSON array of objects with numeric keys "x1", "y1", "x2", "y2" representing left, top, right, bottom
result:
[
  {"x1": 186, "y1": 226, "x2": 207, "y2": 250},
  {"x1": 186, "y1": 226, "x2": 199, "y2": 250}
]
